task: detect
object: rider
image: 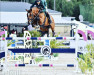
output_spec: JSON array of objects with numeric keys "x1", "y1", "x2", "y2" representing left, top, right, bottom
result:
[{"x1": 30, "y1": 0, "x2": 52, "y2": 24}]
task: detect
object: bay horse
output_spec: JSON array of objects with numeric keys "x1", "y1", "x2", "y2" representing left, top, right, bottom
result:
[{"x1": 26, "y1": 7, "x2": 55, "y2": 37}]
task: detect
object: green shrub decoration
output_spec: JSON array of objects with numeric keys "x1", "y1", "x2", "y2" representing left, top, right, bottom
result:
[
  {"x1": 78, "y1": 44, "x2": 94, "y2": 74},
  {"x1": 35, "y1": 57, "x2": 43, "y2": 63},
  {"x1": 19, "y1": 33, "x2": 24, "y2": 37},
  {"x1": 29, "y1": 30, "x2": 41, "y2": 37},
  {"x1": 53, "y1": 53, "x2": 59, "y2": 57}
]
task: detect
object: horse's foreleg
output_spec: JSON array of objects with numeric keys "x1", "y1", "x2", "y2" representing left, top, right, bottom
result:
[
  {"x1": 52, "y1": 31, "x2": 55, "y2": 37},
  {"x1": 46, "y1": 28, "x2": 49, "y2": 37},
  {"x1": 47, "y1": 33, "x2": 49, "y2": 37},
  {"x1": 41, "y1": 32, "x2": 45, "y2": 37},
  {"x1": 50, "y1": 23, "x2": 55, "y2": 37},
  {"x1": 47, "y1": 30, "x2": 49, "y2": 37}
]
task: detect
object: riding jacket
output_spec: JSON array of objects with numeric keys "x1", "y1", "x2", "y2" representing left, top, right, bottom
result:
[{"x1": 42, "y1": 0, "x2": 47, "y2": 7}]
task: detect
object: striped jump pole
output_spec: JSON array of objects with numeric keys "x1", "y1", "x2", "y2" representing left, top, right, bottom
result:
[
  {"x1": 0, "y1": 52, "x2": 5, "y2": 59},
  {"x1": 8, "y1": 48, "x2": 75, "y2": 53},
  {"x1": 7, "y1": 64, "x2": 75, "y2": 67},
  {"x1": 5, "y1": 37, "x2": 75, "y2": 40}
]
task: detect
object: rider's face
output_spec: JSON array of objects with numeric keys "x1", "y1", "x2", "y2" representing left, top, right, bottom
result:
[{"x1": 37, "y1": 1, "x2": 40, "y2": 5}]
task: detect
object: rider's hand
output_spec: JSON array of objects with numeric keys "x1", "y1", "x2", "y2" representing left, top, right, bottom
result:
[{"x1": 39, "y1": 10, "x2": 43, "y2": 13}]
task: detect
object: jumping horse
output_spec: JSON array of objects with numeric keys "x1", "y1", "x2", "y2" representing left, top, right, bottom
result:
[{"x1": 26, "y1": 7, "x2": 55, "y2": 37}]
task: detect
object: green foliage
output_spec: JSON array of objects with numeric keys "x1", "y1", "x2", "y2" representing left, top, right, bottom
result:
[
  {"x1": 32, "y1": 40, "x2": 39, "y2": 48},
  {"x1": 15, "y1": 58, "x2": 18, "y2": 60},
  {"x1": 80, "y1": 4, "x2": 94, "y2": 23},
  {"x1": 1, "y1": 0, "x2": 21, "y2": 1},
  {"x1": 19, "y1": 33, "x2": 24, "y2": 37},
  {"x1": 46, "y1": 0, "x2": 94, "y2": 21},
  {"x1": 47, "y1": 0, "x2": 54, "y2": 10},
  {"x1": 7, "y1": 40, "x2": 15, "y2": 47},
  {"x1": 38, "y1": 42, "x2": 44, "y2": 45},
  {"x1": 29, "y1": 30, "x2": 41, "y2": 48},
  {"x1": 50, "y1": 34, "x2": 66, "y2": 57},
  {"x1": 29, "y1": 30, "x2": 41, "y2": 37},
  {"x1": 78, "y1": 0, "x2": 94, "y2": 5},
  {"x1": 53, "y1": 53, "x2": 58, "y2": 57},
  {"x1": 18, "y1": 56, "x2": 24, "y2": 61},
  {"x1": 86, "y1": 44, "x2": 94, "y2": 59},
  {"x1": 2, "y1": 34, "x2": 5, "y2": 37},
  {"x1": 50, "y1": 40, "x2": 65, "y2": 48},
  {"x1": 35, "y1": 57, "x2": 43, "y2": 63},
  {"x1": 50, "y1": 40, "x2": 69, "y2": 57},
  {"x1": 78, "y1": 44, "x2": 94, "y2": 74},
  {"x1": 46, "y1": 0, "x2": 80, "y2": 20},
  {"x1": 56, "y1": 0, "x2": 74, "y2": 16}
]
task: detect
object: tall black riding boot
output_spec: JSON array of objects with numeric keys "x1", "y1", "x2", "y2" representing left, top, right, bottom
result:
[{"x1": 48, "y1": 14, "x2": 52, "y2": 25}]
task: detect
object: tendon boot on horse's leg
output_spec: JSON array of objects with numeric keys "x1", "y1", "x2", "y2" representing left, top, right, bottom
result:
[
  {"x1": 52, "y1": 31, "x2": 55, "y2": 37},
  {"x1": 47, "y1": 32, "x2": 49, "y2": 37},
  {"x1": 45, "y1": 12, "x2": 52, "y2": 25},
  {"x1": 47, "y1": 31, "x2": 49, "y2": 37},
  {"x1": 47, "y1": 28, "x2": 50, "y2": 37},
  {"x1": 41, "y1": 32, "x2": 45, "y2": 37}
]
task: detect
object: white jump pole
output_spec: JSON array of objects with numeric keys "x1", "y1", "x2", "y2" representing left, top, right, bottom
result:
[{"x1": 7, "y1": 64, "x2": 75, "y2": 67}]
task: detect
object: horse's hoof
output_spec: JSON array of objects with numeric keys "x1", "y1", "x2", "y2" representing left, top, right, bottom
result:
[{"x1": 52, "y1": 32, "x2": 55, "y2": 37}]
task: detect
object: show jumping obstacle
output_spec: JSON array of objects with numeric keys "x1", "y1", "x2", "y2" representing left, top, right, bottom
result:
[{"x1": 0, "y1": 29, "x2": 94, "y2": 73}]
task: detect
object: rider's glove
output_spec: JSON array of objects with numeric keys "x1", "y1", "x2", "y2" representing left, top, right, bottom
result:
[{"x1": 39, "y1": 10, "x2": 43, "y2": 13}]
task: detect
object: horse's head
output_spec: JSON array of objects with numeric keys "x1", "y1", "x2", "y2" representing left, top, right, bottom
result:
[
  {"x1": 26, "y1": 7, "x2": 40, "y2": 26},
  {"x1": 32, "y1": 7, "x2": 40, "y2": 16},
  {"x1": 26, "y1": 9, "x2": 33, "y2": 25}
]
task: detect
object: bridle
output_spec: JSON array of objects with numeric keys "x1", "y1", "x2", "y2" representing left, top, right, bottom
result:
[{"x1": 27, "y1": 11, "x2": 41, "y2": 25}]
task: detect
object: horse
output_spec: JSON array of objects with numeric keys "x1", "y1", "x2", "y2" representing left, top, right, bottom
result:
[{"x1": 26, "y1": 7, "x2": 55, "y2": 37}]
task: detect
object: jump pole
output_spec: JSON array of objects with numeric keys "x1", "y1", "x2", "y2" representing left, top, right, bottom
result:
[{"x1": 7, "y1": 64, "x2": 75, "y2": 67}]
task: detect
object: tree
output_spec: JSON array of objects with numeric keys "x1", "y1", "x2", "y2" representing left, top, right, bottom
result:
[
  {"x1": 77, "y1": 0, "x2": 94, "y2": 5},
  {"x1": 47, "y1": 0, "x2": 54, "y2": 10},
  {"x1": 56, "y1": 0, "x2": 74, "y2": 16}
]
